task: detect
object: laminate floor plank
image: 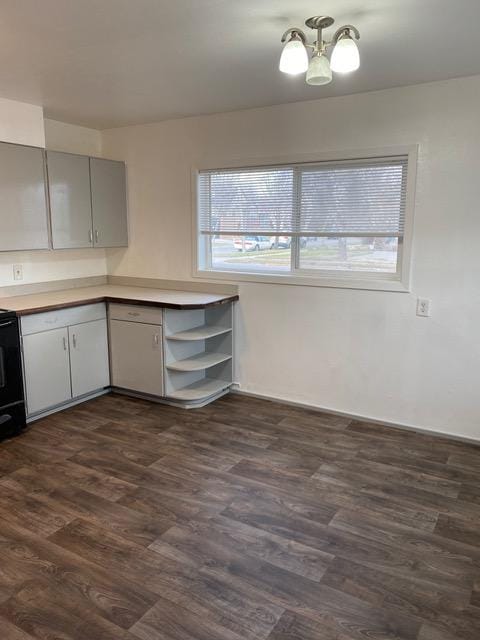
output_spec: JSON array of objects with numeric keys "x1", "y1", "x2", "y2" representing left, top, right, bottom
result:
[
  {"x1": 0, "y1": 617, "x2": 37, "y2": 640},
  {"x1": 267, "y1": 609, "x2": 349, "y2": 640},
  {"x1": 156, "y1": 517, "x2": 419, "y2": 639},
  {"x1": 313, "y1": 458, "x2": 462, "y2": 498},
  {"x1": 0, "y1": 392, "x2": 477, "y2": 640},
  {"x1": 117, "y1": 485, "x2": 206, "y2": 521},
  {"x1": 330, "y1": 508, "x2": 480, "y2": 568},
  {"x1": 166, "y1": 419, "x2": 279, "y2": 449},
  {"x1": 30, "y1": 419, "x2": 163, "y2": 466},
  {"x1": 156, "y1": 514, "x2": 334, "y2": 582},
  {"x1": 320, "y1": 556, "x2": 480, "y2": 639},
  {"x1": 231, "y1": 458, "x2": 440, "y2": 532},
  {"x1": 0, "y1": 459, "x2": 137, "y2": 502},
  {"x1": 223, "y1": 494, "x2": 472, "y2": 590},
  {"x1": 435, "y1": 514, "x2": 480, "y2": 548},
  {"x1": 356, "y1": 446, "x2": 480, "y2": 485},
  {"x1": 0, "y1": 440, "x2": 66, "y2": 477},
  {"x1": 0, "y1": 518, "x2": 158, "y2": 629},
  {"x1": 0, "y1": 583, "x2": 138, "y2": 640},
  {"x1": 32, "y1": 486, "x2": 171, "y2": 546},
  {"x1": 49, "y1": 518, "x2": 283, "y2": 640},
  {"x1": 0, "y1": 485, "x2": 74, "y2": 536},
  {"x1": 131, "y1": 596, "x2": 247, "y2": 640}
]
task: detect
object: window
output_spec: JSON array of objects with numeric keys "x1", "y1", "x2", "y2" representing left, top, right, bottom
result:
[{"x1": 196, "y1": 152, "x2": 414, "y2": 290}]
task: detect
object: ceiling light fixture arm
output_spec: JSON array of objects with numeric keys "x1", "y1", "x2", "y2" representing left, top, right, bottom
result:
[
  {"x1": 331, "y1": 24, "x2": 360, "y2": 46},
  {"x1": 280, "y1": 27, "x2": 307, "y2": 44}
]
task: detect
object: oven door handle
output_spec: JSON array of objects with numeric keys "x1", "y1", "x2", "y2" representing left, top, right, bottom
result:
[
  {"x1": 0, "y1": 321, "x2": 14, "y2": 328},
  {"x1": 0, "y1": 414, "x2": 11, "y2": 426}
]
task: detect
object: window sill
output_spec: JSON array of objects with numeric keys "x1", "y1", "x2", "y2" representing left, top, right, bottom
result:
[{"x1": 194, "y1": 269, "x2": 410, "y2": 292}]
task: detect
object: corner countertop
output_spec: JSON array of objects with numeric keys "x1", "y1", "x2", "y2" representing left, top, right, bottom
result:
[{"x1": 0, "y1": 284, "x2": 239, "y2": 315}]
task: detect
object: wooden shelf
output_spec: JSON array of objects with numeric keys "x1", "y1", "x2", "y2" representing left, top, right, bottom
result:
[
  {"x1": 166, "y1": 352, "x2": 232, "y2": 372},
  {"x1": 167, "y1": 378, "x2": 231, "y2": 401},
  {"x1": 166, "y1": 325, "x2": 232, "y2": 341}
]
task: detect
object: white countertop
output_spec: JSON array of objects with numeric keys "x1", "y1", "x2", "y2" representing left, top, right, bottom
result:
[{"x1": 0, "y1": 284, "x2": 238, "y2": 315}]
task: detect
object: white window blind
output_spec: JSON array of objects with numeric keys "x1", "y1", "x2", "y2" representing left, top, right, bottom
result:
[{"x1": 198, "y1": 156, "x2": 408, "y2": 238}]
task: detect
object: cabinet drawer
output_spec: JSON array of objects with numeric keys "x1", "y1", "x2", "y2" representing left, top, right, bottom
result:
[
  {"x1": 109, "y1": 303, "x2": 163, "y2": 325},
  {"x1": 21, "y1": 303, "x2": 106, "y2": 335}
]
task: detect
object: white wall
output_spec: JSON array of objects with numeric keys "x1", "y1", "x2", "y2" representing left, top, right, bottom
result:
[
  {"x1": 0, "y1": 97, "x2": 44, "y2": 147},
  {"x1": 0, "y1": 113, "x2": 107, "y2": 288},
  {"x1": 102, "y1": 74, "x2": 480, "y2": 440},
  {"x1": 44, "y1": 118, "x2": 102, "y2": 156}
]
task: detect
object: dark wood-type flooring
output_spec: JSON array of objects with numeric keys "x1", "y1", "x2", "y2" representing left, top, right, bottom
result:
[{"x1": 0, "y1": 392, "x2": 479, "y2": 639}]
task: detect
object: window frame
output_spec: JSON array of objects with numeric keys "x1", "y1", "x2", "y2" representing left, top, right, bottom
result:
[{"x1": 192, "y1": 145, "x2": 417, "y2": 292}]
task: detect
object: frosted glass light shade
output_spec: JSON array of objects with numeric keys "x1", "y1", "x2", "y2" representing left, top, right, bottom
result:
[
  {"x1": 306, "y1": 53, "x2": 332, "y2": 85},
  {"x1": 330, "y1": 35, "x2": 360, "y2": 73},
  {"x1": 279, "y1": 38, "x2": 308, "y2": 75}
]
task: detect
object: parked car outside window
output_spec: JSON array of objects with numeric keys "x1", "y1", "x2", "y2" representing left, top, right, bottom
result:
[{"x1": 234, "y1": 236, "x2": 271, "y2": 251}]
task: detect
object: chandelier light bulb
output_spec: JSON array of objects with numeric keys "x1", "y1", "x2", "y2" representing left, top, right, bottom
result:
[
  {"x1": 279, "y1": 36, "x2": 309, "y2": 75},
  {"x1": 306, "y1": 53, "x2": 332, "y2": 86},
  {"x1": 330, "y1": 33, "x2": 360, "y2": 73}
]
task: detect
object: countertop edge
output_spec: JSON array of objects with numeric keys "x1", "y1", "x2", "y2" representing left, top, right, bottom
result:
[{"x1": 10, "y1": 294, "x2": 239, "y2": 316}]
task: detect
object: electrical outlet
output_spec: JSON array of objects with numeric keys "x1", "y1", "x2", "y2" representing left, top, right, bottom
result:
[
  {"x1": 416, "y1": 298, "x2": 431, "y2": 317},
  {"x1": 13, "y1": 264, "x2": 23, "y2": 281}
]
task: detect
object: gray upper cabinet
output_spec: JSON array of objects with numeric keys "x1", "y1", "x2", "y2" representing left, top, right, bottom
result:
[
  {"x1": 90, "y1": 157, "x2": 128, "y2": 248},
  {"x1": 0, "y1": 142, "x2": 49, "y2": 251},
  {"x1": 47, "y1": 151, "x2": 93, "y2": 249}
]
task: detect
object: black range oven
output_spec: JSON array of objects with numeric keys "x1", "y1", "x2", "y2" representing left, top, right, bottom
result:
[{"x1": 0, "y1": 309, "x2": 26, "y2": 437}]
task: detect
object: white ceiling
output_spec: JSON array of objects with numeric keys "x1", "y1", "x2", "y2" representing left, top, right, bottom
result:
[{"x1": 1, "y1": 0, "x2": 480, "y2": 129}]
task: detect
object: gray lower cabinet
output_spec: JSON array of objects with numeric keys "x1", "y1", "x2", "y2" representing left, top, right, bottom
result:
[
  {"x1": 47, "y1": 151, "x2": 94, "y2": 249},
  {"x1": 109, "y1": 319, "x2": 163, "y2": 396},
  {"x1": 22, "y1": 327, "x2": 71, "y2": 415},
  {"x1": 21, "y1": 304, "x2": 110, "y2": 417},
  {"x1": 0, "y1": 142, "x2": 49, "y2": 251},
  {"x1": 90, "y1": 157, "x2": 128, "y2": 248},
  {"x1": 69, "y1": 319, "x2": 110, "y2": 397}
]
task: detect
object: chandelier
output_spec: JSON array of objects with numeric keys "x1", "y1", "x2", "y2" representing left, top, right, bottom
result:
[{"x1": 279, "y1": 15, "x2": 360, "y2": 85}]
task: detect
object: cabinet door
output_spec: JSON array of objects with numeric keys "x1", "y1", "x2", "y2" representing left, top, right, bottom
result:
[
  {"x1": 0, "y1": 142, "x2": 49, "y2": 251},
  {"x1": 90, "y1": 157, "x2": 128, "y2": 248},
  {"x1": 69, "y1": 319, "x2": 110, "y2": 398},
  {"x1": 47, "y1": 151, "x2": 93, "y2": 249},
  {"x1": 110, "y1": 320, "x2": 163, "y2": 396},
  {"x1": 23, "y1": 328, "x2": 71, "y2": 415}
]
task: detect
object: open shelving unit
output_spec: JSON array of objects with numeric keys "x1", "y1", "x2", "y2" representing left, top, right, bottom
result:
[
  {"x1": 163, "y1": 303, "x2": 233, "y2": 407},
  {"x1": 167, "y1": 325, "x2": 231, "y2": 341}
]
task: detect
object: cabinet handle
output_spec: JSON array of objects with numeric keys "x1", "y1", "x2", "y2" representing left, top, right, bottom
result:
[
  {"x1": 62, "y1": 336, "x2": 67, "y2": 351},
  {"x1": 94, "y1": 229, "x2": 99, "y2": 244},
  {"x1": 72, "y1": 334, "x2": 77, "y2": 349},
  {"x1": 153, "y1": 334, "x2": 159, "y2": 348},
  {"x1": 88, "y1": 229, "x2": 93, "y2": 244}
]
